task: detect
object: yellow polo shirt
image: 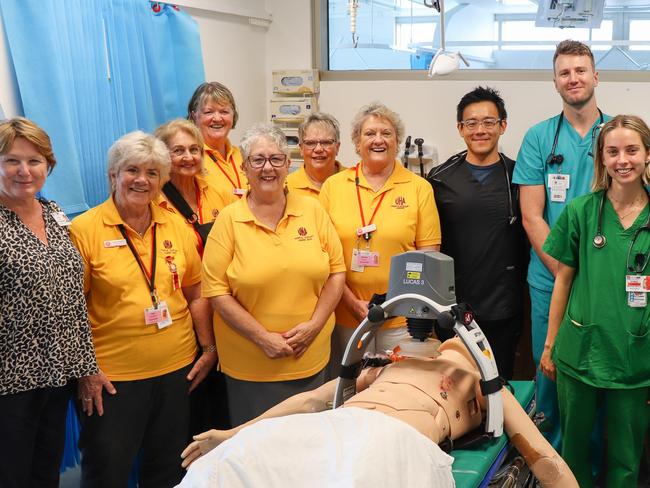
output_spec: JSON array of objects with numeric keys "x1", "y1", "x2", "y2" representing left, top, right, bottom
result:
[
  {"x1": 70, "y1": 197, "x2": 201, "y2": 381},
  {"x1": 202, "y1": 193, "x2": 346, "y2": 381},
  {"x1": 320, "y1": 162, "x2": 441, "y2": 329},
  {"x1": 202, "y1": 139, "x2": 247, "y2": 204},
  {"x1": 156, "y1": 174, "x2": 227, "y2": 224},
  {"x1": 287, "y1": 161, "x2": 342, "y2": 200}
]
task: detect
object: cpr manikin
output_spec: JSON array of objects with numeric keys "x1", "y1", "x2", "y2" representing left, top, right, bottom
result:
[{"x1": 179, "y1": 252, "x2": 578, "y2": 488}]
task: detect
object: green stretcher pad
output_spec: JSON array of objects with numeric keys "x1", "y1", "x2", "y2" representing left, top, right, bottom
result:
[{"x1": 451, "y1": 380, "x2": 535, "y2": 488}]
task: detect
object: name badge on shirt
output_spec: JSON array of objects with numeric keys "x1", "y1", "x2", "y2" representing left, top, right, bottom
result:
[
  {"x1": 626, "y1": 275, "x2": 650, "y2": 293},
  {"x1": 628, "y1": 291, "x2": 647, "y2": 308},
  {"x1": 144, "y1": 301, "x2": 173, "y2": 328},
  {"x1": 52, "y1": 211, "x2": 72, "y2": 227},
  {"x1": 356, "y1": 223, "x2": 377, "y2": 237},
  {"x1": 233, "y1": 188, "x2": 246, "y2": 196},
  {"x1": 104, "y1": 239, "x2": 127, "y2": 248}
]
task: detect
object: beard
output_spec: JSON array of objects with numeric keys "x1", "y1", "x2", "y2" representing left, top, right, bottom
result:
[{"x1": 561, "y1": 85, "x2": 595, "y2": 110}]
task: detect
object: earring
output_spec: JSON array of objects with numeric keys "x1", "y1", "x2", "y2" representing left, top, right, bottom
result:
[{"x1": 284, "y1": 179, "x2": 289, "y2": 195}]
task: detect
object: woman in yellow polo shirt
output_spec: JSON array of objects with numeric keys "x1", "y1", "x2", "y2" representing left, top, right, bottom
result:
[
  {"x1": 187, "y1": 82, "x2": 247, "y2": 202},
  {"x1": 320, "y1": 102, "x2": 442, "y2": 367},
  {"x1": 287, "y1": 112, "x2": 342, "y2": 198},
  {"x1": 154, "y1": 119, "x2": 228, "y2": 254},
  {"x1": 202, "y1": 123, "x2": 346, "y2": 426},
  {"x1": 70, "y1": 131, "x2": 217, "y2": 488}
]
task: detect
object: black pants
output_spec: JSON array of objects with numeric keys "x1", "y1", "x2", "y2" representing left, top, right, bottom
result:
[
  {"x1": 0, "y1": 383, "x2": 72, "y2": 488},
  {"x1": 436, "y1": 314, "x2": 523, "y2": 380},
  {"x1": 79, "y1": 365, "x2": 191, "y2": 488}
]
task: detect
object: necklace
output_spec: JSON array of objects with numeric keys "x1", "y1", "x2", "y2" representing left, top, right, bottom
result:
[{"x1": 609, "y1": 192, "x2": 647, "y2": 222}]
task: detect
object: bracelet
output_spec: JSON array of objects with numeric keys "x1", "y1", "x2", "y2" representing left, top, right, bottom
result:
[{"x1": 201, "y1": 344, "x2": 217, "y2": 353}]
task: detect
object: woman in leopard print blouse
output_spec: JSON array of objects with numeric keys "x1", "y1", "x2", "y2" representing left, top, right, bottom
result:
[{"x1": 0, "y1": 117, "x2": 99, "y2": 488}]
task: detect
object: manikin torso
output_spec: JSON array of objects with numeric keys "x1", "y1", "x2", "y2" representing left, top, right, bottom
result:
[{"x1": 343, "y1": 352, "x2": 483, "y2": 443}]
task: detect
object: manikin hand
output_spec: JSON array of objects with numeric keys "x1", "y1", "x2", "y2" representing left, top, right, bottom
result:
[{"x1": 181, "y1": 429, "x2": 233, "y2": 469}]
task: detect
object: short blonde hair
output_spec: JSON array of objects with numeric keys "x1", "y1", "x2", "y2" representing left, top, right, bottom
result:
[
  {"x1": 592, "y1": 115, "x2": 650, "y2": 191},
  {"x1": 107, "y1": 131, "x2": 171, "y2": 190},
  {"x1": 0, "y1": 117, "x2": 56, "y2": 174},
  {"x1": 187, "y1": 82, "x2": 238, "y2": 128},
  {"x1": 299, "y1": 112, "x2": 341, "y2": 143},
  {"x1": 154, "y1": 119, "x2": 205, "y2": 174},
  {"x1": 350, "y1": 102, "x2": 405, "y2": 154}
]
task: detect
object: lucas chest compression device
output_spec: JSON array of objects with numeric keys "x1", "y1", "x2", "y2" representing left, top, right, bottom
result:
[{"x1": 333, "y1": 250, "x2": 504, "y2": 438}]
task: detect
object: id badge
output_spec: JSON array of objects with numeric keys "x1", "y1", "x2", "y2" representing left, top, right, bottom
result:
[
  {"x1": 550, "y1": 188, "x2": 566, "y2": 203},
  {"x1": 625, "y1": 275, "x2": 650, "y2": 293},
  {"x1": 144, "y1": 305, "x2": 163, "y2": 325},
  {"x1": 233, "y1": 188, "x2": 246, "y2": 196},
  {"x1": 52, "y1": 211, "x2": 72, "y2": 227},
  {"x1": 357, "y1": 250, "x2": 379, "y2": 267},
  {"x1": 548, "y1": 174, "x2": 570, "y2": 190},
  {"x1": 156, "y1": 301, "x2": 173, "y2": 329},
  {"x1": 628, "y1": 291, "x2": 647, "y2": 308},
  {"x1": 350, "y1": 248, "x2": 365, "y2": 272}
]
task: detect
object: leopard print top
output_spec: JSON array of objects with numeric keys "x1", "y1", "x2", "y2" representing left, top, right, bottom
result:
[{"x1": 0, "y1": 199, "x2": 98, "y2": 395}]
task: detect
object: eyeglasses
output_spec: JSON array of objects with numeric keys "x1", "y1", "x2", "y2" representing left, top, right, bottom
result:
[
  {"x1": 170, "y1": 146, "x2": 201, "y2": 158},
  {"x1": 302, "y1": 139, "x2": 336, "y2": 150},
  {"x1": 247, "y1": 154, "x2": 287, "y2": 168},
  {"x1": 460, "y1": 118, "x2": 502, "y2": 131}
]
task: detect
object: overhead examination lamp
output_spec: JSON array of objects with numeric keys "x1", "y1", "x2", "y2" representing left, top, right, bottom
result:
[{"x1": 426, "y1": 0, "x2": 469, "y2": 76}]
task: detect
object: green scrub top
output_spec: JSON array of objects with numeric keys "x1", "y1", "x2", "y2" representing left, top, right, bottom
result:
[
  {"x1": 543, "y1": 191, "x2": 650, "y2": 389},
  {"x1": 514, "y1": 113, "x2": 611, "y2": 291}
]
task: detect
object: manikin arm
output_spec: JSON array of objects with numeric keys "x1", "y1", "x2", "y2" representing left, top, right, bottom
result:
[
  {"x1": 180, "y1": 367, "x2": 382, "y2": 468},
  {"x1": 503, "y1": 387, "x2": 578, "y2": 487}
]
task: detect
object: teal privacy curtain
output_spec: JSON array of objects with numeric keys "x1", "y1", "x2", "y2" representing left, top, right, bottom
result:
[{"x1": 0, "y1": 0, "x2": 205, "y2": 212}]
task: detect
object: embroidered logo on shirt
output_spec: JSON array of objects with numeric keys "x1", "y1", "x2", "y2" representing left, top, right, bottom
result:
[
  {"x1": 294, "y1": 226, "x2": 313, "y2": 242},
  {"x1": 160, "y1": 240, "x2": 177, "y2": 256},
  {"x1": 212, "y1": 209, "x2": 219, "y2": 218},
  {"x1": 163, "y1": 240, "x2": 173, "y2": 249},
  {"x1": 391, "y1": 196, "x2": 408, "y2": 209}
]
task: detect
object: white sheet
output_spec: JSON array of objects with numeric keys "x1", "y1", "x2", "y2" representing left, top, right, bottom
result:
[{"x1": 178, "y1": 407, "x2": 455, "y2": 488}]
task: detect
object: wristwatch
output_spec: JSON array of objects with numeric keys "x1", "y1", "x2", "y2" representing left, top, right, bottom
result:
[{"x1": 201, "y1": 344, "x2": 217, "y2": 353}]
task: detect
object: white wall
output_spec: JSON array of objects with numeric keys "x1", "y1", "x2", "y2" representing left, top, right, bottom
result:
[
  {"x1": 183, "y1": 4, "x2": 269, "y2": 144},
  {"x1": 0, "y1": 11, "x2": 22, "y2": 118}
]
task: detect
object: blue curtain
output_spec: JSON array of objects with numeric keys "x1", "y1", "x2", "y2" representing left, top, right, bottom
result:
[{"x1": 0, "y1": 0, "x2": 205, "y2": 212}]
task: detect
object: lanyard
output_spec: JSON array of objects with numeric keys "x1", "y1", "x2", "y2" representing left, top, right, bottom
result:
[
  {"x1": 118, "y1": 224, "x2": 158, "y2": 306},
  {"x1": 355, "y1": 163, "x2": 387, "y2": 240},
  {"x1": 194, "y1": 179, "x2": 204, "y2": 224},
  {"x1": 206, "y1": 150, "x2": 243, "y2": 195}
]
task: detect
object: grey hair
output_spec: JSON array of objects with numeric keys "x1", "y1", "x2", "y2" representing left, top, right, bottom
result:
[
  {"x1": 350, "y1": 102, "x2": 405, "y2": 151},
  {"x1": 298, "y1": 112, "x2": 341, "y2": 143},
  {"x1": 107, "y1": 131, "x2": 171, "y2": 190},
  {"x1": 239, "y1": 123, "x2": 289, "y2": 160}
]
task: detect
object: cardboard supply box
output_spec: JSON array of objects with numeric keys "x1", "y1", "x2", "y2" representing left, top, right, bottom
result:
[
  {"x1": 272, "y1": 69, "x2": 320, "y2": 95},
  {"x1": 270, "y1": 97, "x2": 318, "y2": 122},
  {"x1": 282, "y1": 127, "x2": 300, "y2": 149}
]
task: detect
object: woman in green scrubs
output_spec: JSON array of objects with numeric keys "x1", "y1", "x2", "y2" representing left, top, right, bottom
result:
[{"x1": 541, "y1": 115, "x2": 650, "y2": 488}]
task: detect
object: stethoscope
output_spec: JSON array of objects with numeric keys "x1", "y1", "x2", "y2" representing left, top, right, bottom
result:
[
  {"x1": 428, "y1": 150, "x2": 517, "y2": 225},
  {"x1": 546, "y1": 109, "x2": 605, "y2": 167},
  {"x1": 593, "y1": 190, "x2": 650, "y2": 275}
]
